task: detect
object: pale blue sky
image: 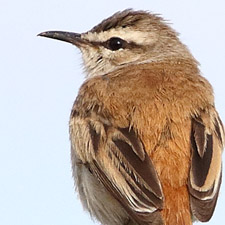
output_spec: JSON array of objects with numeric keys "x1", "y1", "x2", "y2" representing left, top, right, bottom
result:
[{"x1": 1, "y1": 1, "x2": 225, "y2": 225}]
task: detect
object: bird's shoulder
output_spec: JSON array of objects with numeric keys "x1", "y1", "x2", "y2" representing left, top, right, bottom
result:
[{"x1": 73, "y1": 59, "x2": 213, "y2": 119}]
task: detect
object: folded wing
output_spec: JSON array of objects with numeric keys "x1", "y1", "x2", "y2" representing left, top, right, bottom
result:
[
  {"x1": 189, "y1": 109, "x2": 224, "y2": 221},
  {"x1": 70, "y1": 114, "x2": 164, "y2": 225}
]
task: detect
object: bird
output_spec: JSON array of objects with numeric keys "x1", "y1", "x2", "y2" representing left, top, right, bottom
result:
[{"x1": 38, "y1": 9, "x2": 224, "y2": 225}]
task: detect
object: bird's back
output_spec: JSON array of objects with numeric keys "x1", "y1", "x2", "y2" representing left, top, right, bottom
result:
[{"x1": 70, "y1": 58, "x2": 223, "y2": 225}]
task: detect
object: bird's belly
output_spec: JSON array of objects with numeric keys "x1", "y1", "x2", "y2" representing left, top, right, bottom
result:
[{"x1": 75, "y1": 163, "x2": 130, "y2": 225}]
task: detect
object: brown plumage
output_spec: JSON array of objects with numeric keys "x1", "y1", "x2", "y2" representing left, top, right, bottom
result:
[{"x1": 38, "y1": 9, "x2": 224, "y2": 225}]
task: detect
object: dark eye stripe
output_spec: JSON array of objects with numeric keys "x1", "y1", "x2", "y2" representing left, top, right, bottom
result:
[{"x1": 90, "y1": 37, "x2": 140, "y2": 51}]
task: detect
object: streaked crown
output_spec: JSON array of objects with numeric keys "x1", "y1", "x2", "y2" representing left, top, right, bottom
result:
[{"x1": 39, "y1": 9, "x2": 195, "y2": 77}]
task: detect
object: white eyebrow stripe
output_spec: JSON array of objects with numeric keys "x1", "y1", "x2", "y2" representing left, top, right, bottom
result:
[{"x1": 82, "y1": 28, "x2": 158, "y2": 45}]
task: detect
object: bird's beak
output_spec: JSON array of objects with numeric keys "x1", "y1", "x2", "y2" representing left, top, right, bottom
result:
[{"x1": 38, "y1": 31, "x2": 86, "y2": 48}]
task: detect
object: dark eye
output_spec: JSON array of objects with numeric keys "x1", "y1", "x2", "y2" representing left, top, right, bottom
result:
[{"x1": 107, "y1": 37, "x2": 125, "y2": 51}]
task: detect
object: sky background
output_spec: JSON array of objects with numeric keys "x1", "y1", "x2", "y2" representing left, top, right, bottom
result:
[{"x1": 1, "y1": 0, "x2": 225, "y2": 225}]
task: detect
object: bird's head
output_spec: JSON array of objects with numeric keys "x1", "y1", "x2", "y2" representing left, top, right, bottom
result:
[{"x1": 38, "y1": 9, "x2": 194, "y2": 77}]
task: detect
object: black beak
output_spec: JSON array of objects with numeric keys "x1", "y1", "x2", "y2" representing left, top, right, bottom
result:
[{"x1": 38, "y1": 31, "x2": 85, "y2": 47}]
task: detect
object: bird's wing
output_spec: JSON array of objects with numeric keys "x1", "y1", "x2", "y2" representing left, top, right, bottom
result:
[
  {"x1": 188, "y1": 108, "x2": 224, "y2": 222},
  {"x1": 70, "y1": 115, "x2": 164, "y2": 225}
]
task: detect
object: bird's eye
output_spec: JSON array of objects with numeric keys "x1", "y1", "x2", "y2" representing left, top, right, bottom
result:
[{"x1": 107, "y1": 37, "x2": 125, "y2": 51}]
